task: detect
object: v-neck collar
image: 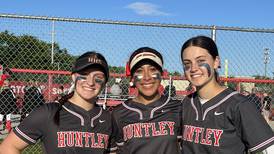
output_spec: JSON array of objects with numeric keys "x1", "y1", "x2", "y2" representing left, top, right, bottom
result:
[
  {"x1": 191, "y1": 88, "x2": 238, "y2": 121},
  {"x1": 64, "y1": 101, "x2": 101, "y2": 115},
  {"x1": 122, "y1": 96, "x2": 170, "y2": 120},
  {"x1": 127, "y1": 96, "x2": 168, "y2": 109}
]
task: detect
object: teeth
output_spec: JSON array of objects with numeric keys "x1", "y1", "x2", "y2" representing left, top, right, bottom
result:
[
  {"x1": 192, "y1": 74, "x2": 201, "y2": 78},
  {"x1": 83, "y1": 87, "x2": 95, "y2": 91},
  {"x1": 143, "y1": 84, "x2": 153, "y2": 87}
]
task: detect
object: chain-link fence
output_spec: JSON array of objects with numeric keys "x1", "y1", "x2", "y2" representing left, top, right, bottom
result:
[{"x1": 0, "y1": 14, "x2": 274, "y2": 153}]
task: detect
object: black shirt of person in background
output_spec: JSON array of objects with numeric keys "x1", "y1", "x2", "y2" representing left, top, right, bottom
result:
[{"x1": 22, "y1": 83, "x2": 45, "y2": 116}]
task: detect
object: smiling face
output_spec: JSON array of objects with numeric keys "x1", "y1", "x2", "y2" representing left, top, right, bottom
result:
[
  {"x1": 72, "y1": 67, "x2": 105, "y2": 102},
  {"x1": 182, "y1": 46, "x2": 220, "y2": 88},
  {"x1": 132, "y1": 64, "x2": 161, "y2": 101}
]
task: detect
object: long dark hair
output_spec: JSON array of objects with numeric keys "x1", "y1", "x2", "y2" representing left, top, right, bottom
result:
[
  {"x1": 181, "y1": 35, "x2": 219, "y2": 60},
  {"x1": 181, "y1": 35, "x2": 220, "y2": 81},
  {"x1": 53, "y1": 92, "x2": 74, "y2": 125}
]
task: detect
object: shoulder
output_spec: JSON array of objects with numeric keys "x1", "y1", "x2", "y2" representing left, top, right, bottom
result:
[
  {"x1": 32, "y1": 102, "x2": 60, "y2": 115},
  {"x1": 164, "y1": 96, "x2": 182, "y2": 107},
  {"x1": 226, "y1": 90, "x2": 258, "y2": 112},
  {"x1": 111, "y1": 100, "x2": 132, "y2": 118},
  {"x1": 181, "y1": 92, "x2": 195, "y2": 105},
  {"x1": 112, "y1": 99, "x2": 131, "y2": 112}
]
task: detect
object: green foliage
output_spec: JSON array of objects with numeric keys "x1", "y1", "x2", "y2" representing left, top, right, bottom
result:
[
  {"x1": 0, "y1": 30, "x2": 75, "y2": 71},
  {"x1": 109, "y1": 66, "x2": 125, "y2": 74},
  {"x1": 253, "y1": 75, "x2": 274, "y2": 92},
  {"x1": 0, "y1": 30, "x2": 76, "y2": 83},
  {"x1": 169, "y1": 71, "x2": 181, "y2": 76}
]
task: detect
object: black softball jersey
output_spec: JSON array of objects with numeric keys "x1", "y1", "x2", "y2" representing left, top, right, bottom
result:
[
  {"x1": 14, "y1": 102, "x2": 117, "y2": 154},
  {"x1": 112, "y1": 96, "x2": 182, "y2": 154},
  {"x1": 181, "y1": 88, "x2": 274, "y2": 154}
]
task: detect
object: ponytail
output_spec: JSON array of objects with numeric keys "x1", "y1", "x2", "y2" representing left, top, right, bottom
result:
[{"x1": 53, "y1": 92, "x2": 74, "y2": 125}]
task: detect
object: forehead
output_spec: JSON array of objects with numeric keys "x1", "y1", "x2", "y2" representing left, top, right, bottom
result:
[{"x1": 182, "y1": 46, "x2": 211, "y2": 60}]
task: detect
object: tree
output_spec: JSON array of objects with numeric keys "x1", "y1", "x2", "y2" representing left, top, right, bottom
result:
[{"x1": 0, "y1": 30, "x2": 75, "y2": 71}]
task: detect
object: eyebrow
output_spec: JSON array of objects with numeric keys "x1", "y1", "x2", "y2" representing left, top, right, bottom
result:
[
  {"x1": 183, "y1": 55, "x2": 206, "y2": 62},
  {"x1": 93, "y1": 73, "x2": 105, "y2": 76}
]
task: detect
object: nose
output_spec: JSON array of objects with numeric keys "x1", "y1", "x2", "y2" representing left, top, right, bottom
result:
[
  {"x1": 190, "y1": 62, "x2": 199, "y2": 72},
  {"x1": 142, "y1": 68, "x2": 152, "y2": 81},
  {"x1": 85, "y1": 75, "x2": 95, "y2": 86}
]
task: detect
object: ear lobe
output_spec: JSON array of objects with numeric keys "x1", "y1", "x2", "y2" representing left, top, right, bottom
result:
[
  {"x1": 72, "y1": 74, "x2": 76, "y2": 83},
  {"x1": 129, "y1": 78, "x2": 135, "y2": 87},
  {"x1": 214, "y1": 56, "x2": 221, "y2": 69}
]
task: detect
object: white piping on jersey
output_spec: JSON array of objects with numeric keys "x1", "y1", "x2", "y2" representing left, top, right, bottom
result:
[
  {"x1": 249, "y1": 136, "x2": 274, "y2": 152},
  {"x1": 150, "y1": 97, "x2": 170, "y2": 118},
  {"x1": 191, "y1": 94, "x2": 199, "y2": 121},
  {"x1": 62, "y1": 105, "x2": 84, "y2": 126},
  {"x1": 90, "y1": 107, "x2": 102, "y2": 127},
  {"x1": 116, "y1": 141, "x2": 124, "y2": 146},
  {"x1": 110, "y1": 146, "x2": 118, "y2": 152},
  {"x1": 122, "y1": 102, "x2": 143, "y2": 120},
  {"x1": 203, "y1": 91, "x2": 238, "y2": 120},
  {"x1": 177, "y1": 135, "x2": 182, "y2": 139},
  {"x1": 15, "y1": 127, "x2": 36, "y2": 144},
  {"x1": 202, "y1": 91, "x2": 238, "y2": 121},
  {"x1": 191, "y1": 91, "x2": 238, "y2": 121}
]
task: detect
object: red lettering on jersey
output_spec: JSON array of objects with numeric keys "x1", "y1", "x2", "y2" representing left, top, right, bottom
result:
[
  {"x1": 66, "y1": 131, "x2": 75, "y2": 147},
  {"x1": 213, "y1": 129, "x2": 223, "y2": 146},
  {"x1": 122, "y1": 121, "x2": 176, "y2": 141},
  {"x1": 167, "y1": 122, "x2": 175, "y2": 135},
  {"x1": 123, "y1": 125, "x2": 128, "y2": 141},
  {"x1": 193, "y1": 127, "x2": 202, "y2": 143},
  {"x1": 97, "y1": 133, "x2": 104, "y2": 148},
  {"x1": 184, "y1": 125, "x2": 195, "y2": 142},
  {"x1": 159, "y1": 121, "x2": 168, "y2": 135},
  {"x1": 200, "y1": 127, "x2": 206, "y2": 144},
  {"x1": 183, "y1": 125, "x2": 223, "y2": 147},
  {"x1": 128, "y1": 124, "x2": 134, "y2": 140},
  {"x1": 57, "y1": 132, "x2": 66, "y2": 147},
  {"x1": 142, "y1": 123, "x2": 151, "y2": 137},
  {"x1": 152, "y1": 122, "x2": 161, "y2": 136},
  {"x1": 204, "y1": 128, "x2": 213, "y2": 145},
  {"x1": 103, "y1": 134, "x2": 109, "y2": 149},
  {"x1": 75, "y1": 131, "x2": 83, "y2": 147},
  {"x1": 57, "y1": 131, "x2": 109, "y2": 149},
  {"x1": 133, "y1": 123, "x2": 142, "y2": 138},
  {"x1": 83, "y1": 132, "x2": 91, "y2": 147},
  {"x1": 91, "y1": 133, "x2": 100, "y2": 148}
]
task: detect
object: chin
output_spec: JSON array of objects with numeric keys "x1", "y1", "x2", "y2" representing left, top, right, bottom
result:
[{"x1": 140, "y1": 90, "x2": 159, "y2": 97}]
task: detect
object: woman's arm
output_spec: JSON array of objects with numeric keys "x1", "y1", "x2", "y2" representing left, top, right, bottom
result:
[{"x1": 0, "y1": 131, "x2": 29, "y2": 154}]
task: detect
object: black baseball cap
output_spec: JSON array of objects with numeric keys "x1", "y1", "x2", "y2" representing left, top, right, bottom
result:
[{"x1": 72, "y1": 51, "x2": 109, "y2": 82}]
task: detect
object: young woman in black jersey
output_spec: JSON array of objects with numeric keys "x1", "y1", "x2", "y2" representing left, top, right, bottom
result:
[
  {"x1": 0, "y1": 51, "x2": 117, "y2": 154},
  {"x1": 112, "y1": 47, "x2": 182, "y2": 154},
  {"x1": 180, "y1": 35, "x2": 274, "y2": 154}
]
